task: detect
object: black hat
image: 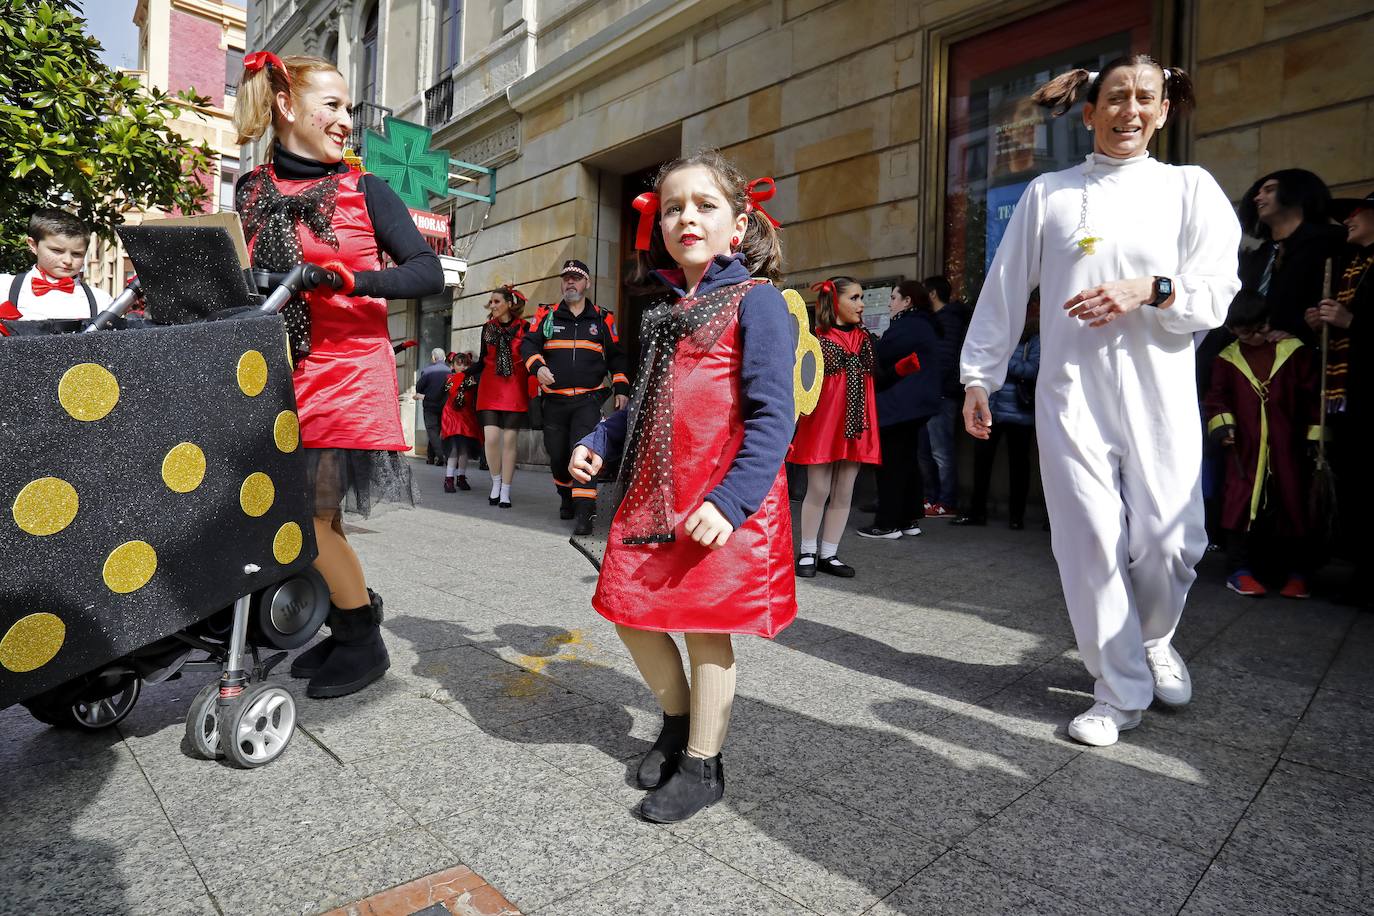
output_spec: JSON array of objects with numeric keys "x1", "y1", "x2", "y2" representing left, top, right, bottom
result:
[
  {"x1": 560, "y1": 259, "x2": 590, "y2": 279},
  {"x1": 1331, "y1": 192, "x2": 1374, "y2": 222}
]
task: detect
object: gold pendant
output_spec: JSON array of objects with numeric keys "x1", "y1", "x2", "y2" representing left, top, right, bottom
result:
[{"x1": 1076, "y1": 236, "x2": 1101, "y2": 256}]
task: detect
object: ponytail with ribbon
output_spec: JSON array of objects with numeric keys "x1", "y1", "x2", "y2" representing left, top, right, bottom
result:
[
  {"x1": 243, "y1": 51, "x2": 291, "y2": 87},
  {"x1": 501, "y1": 284, "x2": 527, "y2": 305}
]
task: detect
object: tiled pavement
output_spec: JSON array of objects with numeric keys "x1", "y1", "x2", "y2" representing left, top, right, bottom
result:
[{"x1": 2, "y1": 460, "x2": 1371, "y2": 915}]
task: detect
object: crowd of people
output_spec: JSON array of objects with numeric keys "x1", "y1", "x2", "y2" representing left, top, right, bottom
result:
[{"x1": 5, "y1": 47, "x2": 1368, "y2": 827}]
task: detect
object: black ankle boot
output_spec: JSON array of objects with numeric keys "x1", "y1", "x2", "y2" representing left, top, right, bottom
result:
[
  {"x1": 572, "y1": 503, "x2": 595, "y2": 536},
  {"x1": 290, "y1": 589, "x2": 381, "y2": 679},
  {"x1": 306, "y1": 590, "x2": 389, "y2": 699},
  {"x1": 559, "y1": 492, "x2": 575, "y2": 520},
  {"x1": 637, "y1": 713, "x2": 690, "y2": 789},
  {"x1": 639, "y1": 752, "x2": 724, "y2": 823}
]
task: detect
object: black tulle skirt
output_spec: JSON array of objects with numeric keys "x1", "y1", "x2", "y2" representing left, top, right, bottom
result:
[{"x1": 306, "y1": 448, "x2": 419, "y2": 519}]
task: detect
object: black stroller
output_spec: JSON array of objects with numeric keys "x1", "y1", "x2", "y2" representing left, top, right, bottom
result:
[{"x1": 1, "y1": 239, "x2": 345, "y2": 769}]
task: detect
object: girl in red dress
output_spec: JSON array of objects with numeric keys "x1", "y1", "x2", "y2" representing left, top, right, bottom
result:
[
  {"x1": 469, "y1": 286, "x2": 531, "y2": 508},
  {"x1": 570, "y1": 151, "x2": 796, "y2": 823},
  {"x1": 233, "y1": 54, "x2": 443, "y2": 699},
  {"x1": 441, "y1": 352, "x2": 483, "y2": 492},
  {"x1": 788, "y1": 278, "x2": 881, "y2": 578}
]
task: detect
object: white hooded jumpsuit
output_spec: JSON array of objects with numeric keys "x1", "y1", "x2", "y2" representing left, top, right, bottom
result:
[{"x1": 960, "y1": 152, "x2": 1240, "y2": 711}]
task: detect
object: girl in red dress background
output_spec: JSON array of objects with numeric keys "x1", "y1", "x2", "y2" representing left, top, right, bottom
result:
[
  {"x1": 570, "y1": 151, "x2": 797, "y2": 823},
  {"x1": 788, "y1": 278, "x2": 881, "y2": 578},
  {"x1": 441, "y1": 352, "x2": 483, "y2": 493},
  {"x1": 469, "y1": 285, "x2": 531, "y2": 508},
  {"x1": 233, "y1": 53, "x2": 443, "y2": 699}
]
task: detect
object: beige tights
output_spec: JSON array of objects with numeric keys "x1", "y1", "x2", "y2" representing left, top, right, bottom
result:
[
  {"x1": 311, "y1": 513, "x2": 370, "y2": 609},
  {"x1": 615, "y1": 624, "x2": 736, "y2": 759}
]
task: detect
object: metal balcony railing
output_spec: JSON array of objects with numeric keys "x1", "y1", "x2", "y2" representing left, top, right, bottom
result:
[
  {"x1": 348, "y1": 101, "x2": 393, "y2": 153},
  {"x1": 424, "y1": 74, "x2": 454, "y2": 128}
]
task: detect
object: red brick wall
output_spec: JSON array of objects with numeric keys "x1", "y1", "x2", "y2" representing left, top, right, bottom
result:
[{"x1": 167, "y1": 8, "x2": 225, "y2": 108}]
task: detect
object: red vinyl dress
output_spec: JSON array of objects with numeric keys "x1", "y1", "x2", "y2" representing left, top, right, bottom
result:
[
  {"x1": 475, "y1": 318, "x2": 531, "y2": 413},
  {"x1": 441, "y1": 370, "x2": 482, "y2": 441},
  {"x1": 593, "y1": 280, "x2": 797, "y2": 638},
  {"x1": 788, "y1": 325, "x2": 880, "y2": 465},
  {"x1": 242, "y1": 166, "x2": 406, "y2": 451}
]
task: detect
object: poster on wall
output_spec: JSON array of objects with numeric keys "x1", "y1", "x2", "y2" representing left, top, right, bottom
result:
[
  {"x1": 985, "y1": 179, "x2": 1030, "y2": 272},
  {"x1": 861, "y1": 285, "x2": 896, "y2": 336}
]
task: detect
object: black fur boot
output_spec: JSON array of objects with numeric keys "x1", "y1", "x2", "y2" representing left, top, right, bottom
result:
[
  {"x1": 290, "y1": 589, "x2": 382, "y2": 679},
  {"x1": 636, "y1": 713, "x2": 690, "y2": 789},
  {"x1": 306, "y1": 590, "x2": 389, "y2": 699},
  {"x1": 639, "y1": 752, "x2": 724, "y2": 823}
]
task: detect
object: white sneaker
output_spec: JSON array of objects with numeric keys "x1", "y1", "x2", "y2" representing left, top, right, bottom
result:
[
  {"x1": 1145, "y1": 644, "x2": 1192, "y2": 707},
  {"x1": 901, "y1": 525, "x2": 923, "y2": 537},
  {"x1": 1067, "y1": 702, "x2": 1141, "y2": 747}
]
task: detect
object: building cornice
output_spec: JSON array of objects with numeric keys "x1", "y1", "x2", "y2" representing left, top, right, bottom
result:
[{"x1": 506, "y1": 0, "x2": 737, "y2": 113}]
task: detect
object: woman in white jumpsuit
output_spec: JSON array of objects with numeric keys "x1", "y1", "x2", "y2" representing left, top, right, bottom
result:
[{"x1": 959, "y1": 56, "x2": 1240, "y2": 747}]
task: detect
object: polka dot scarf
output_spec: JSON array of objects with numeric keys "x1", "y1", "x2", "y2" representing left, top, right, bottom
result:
[
  {"x1": 482, "y1": 320, "x2": 522, "y2": 377},
  {"x1": 819, "y1": 329, "x2": 876, "y2": 439},
  {"x1": 614, "y1": 279, "x2": 765, "y2": 545}
]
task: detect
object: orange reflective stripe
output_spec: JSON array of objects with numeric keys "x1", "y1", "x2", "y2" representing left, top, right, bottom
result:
[
  {"x1": 552, "y1": 477, "x2": 573, "y2": 487},
  {"x1": 525, "y1": 353, "x2": 546, "y2": 369},
  {"x1": 612, "y1": 373, "x2": 629, "y2": 385},
  {"x1": 571, "y1": 488, "x2": 597, "y2": 499},
  {"x1": 544, "y1": 339, "x2": 604, "y2": 353},
  {"x1": 542, "y1": 384, "x2": 608, "y2": 396}
]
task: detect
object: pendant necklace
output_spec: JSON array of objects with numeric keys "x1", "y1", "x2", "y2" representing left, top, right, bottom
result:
[{"x1": 1075, "y1": 155, "x2": 1102, "y2": 256}]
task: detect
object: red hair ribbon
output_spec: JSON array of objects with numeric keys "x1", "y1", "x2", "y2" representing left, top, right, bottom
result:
[
  {"x1": 745, "y1": 177, "x2": 781, "y2": 228},
  {"x1": 810, "y1": 279, "x2": 838, "y2": 302},
  {"x1": 0, "y1": 300, "x2": 22, "y2": 321},
  {"x1": 244, "y1": 51, "x2": 290, "y2": 86},
  {"x1": 631, "y1": 192, "x2": 660, "y2": 252},
  {"x1": 502, "y1": 284, "x2": 527, "y2": 304}
]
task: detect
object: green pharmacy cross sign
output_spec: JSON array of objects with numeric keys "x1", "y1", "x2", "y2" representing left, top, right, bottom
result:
[{"x1": 363, "y1": 116, "x2": 496, "y2": 209}]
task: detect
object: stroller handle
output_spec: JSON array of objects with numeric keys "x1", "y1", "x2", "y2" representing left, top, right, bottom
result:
[
  {"x1": 257, "y1": 263, "x2": 345, "y2": 316},
  {"x1": 83, "y1": 277, "x2": 144, "y2": 333}
]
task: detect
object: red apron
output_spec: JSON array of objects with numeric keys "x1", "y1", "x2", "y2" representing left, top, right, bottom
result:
[
  {"x1": 788, "y1": 325, "x2": 880, "y2": 465},
  {"x1": 593, "y1": 285, "x2": 797, "y2": 638},
  {"x1": 245, "y1": 166, "x2": 407, "y2": 451},
  {"x1": 475, "y1": 319, "x2": 531, "y2": 413},
  {"x1": 441, "y1": 371, "x2": 483, "y2": 440}
]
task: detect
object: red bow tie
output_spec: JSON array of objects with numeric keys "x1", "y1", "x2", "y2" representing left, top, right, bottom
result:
[{"x1": 32, "y1": 274, "x2": 76, "y2": 296}]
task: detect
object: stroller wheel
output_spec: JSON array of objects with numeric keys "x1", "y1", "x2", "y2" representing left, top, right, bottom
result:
[
  {"x1": 220, "y1": 683, "x2": 296, "y2": 768},
  {"x1": 27, "y1": 676, "x2": 142, "y2": 731},
  {"x1": 184, "y1": 683, "x2": 223, "y2": 760}
]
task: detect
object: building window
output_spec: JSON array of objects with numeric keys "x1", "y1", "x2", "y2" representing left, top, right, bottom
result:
[
  {"x1": 360, "y1": 4, "x2": 380, "y2": 105},
  {"x1": 941, "y1": 0, "x2": 1150, "y2": 302},
  {"x1": 436, "y1": 0, "x2": 462, "y2": 76},
  {"x1": 219, "y1": 156, "x2": 240, "y2": 212},
  {"x1": 225, "y1": 47, "x2": 244, "y2": 97}
]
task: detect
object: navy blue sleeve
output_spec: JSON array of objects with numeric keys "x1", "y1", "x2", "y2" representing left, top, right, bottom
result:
[
  {"x1": 706, "y1": 284, "x2": 797, "y2": 529},
  {"x1": 577, "y1": 407, "x2": 629, "y2": 467}
]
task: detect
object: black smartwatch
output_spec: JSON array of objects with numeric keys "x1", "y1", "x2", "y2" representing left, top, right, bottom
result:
[{"x1": 1147, "y1": 276, "x2": 1173, "y2": 307}]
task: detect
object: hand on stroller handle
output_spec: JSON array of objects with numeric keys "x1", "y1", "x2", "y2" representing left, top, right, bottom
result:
[{"x1": 257, "y1": 262, "x2": 346, "y2": 316}]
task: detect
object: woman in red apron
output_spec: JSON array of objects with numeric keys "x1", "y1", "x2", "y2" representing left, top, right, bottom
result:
[
  {"x1": 570, "y1": 152, "x2": 796, "y2": 823},
  {"x1": 468, "y1": 286, "x2": 531, "y2": 507},
  {"x1": 232, "y1": 53, "x2": 443, "y2": 699}
]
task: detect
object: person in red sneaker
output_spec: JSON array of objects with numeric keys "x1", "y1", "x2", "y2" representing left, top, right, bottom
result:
[{"x1": 1204, "y1": 289, "x2": 1319, "y2": 600}]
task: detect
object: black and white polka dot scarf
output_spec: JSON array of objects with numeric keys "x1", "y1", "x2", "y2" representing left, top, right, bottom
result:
[
  {"x1": 819, "y1": 330, "x2": 876, "y2": 439},
  {"x1": 615, "y1": 279, "x2": 765, "y2": 545},
  {"x1": 482, "y1": 320, "x2": 521, "y2": 377}
]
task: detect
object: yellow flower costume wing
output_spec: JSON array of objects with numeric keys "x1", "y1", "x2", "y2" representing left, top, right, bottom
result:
[{"x1": 783, "y1": 288, "x2": 823, "y2": 419}]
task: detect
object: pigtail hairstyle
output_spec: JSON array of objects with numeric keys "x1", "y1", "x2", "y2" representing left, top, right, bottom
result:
[
  {"x1": 233, "y1": 54, "x2": 342, "y2": 145},
  {"x1": 812, "y1": 277, "x2": 858, "y2": 332},
  {"x1": 630, "y1": 148, "x2": 784, "y2": 288},
  {"x1": 1031, "y1": 55, "x2": 1196, "y2": 118}
]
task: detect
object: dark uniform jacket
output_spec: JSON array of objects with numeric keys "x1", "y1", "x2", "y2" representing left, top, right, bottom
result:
[{"x1": 520, "y1": 299, "x2": 631, "y2": 398}]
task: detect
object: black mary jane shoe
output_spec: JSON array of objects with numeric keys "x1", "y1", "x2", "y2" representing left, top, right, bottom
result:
[
  {"x1": 816, "y1": 556, "x2": 855, "y2": 578},
  {"x1": 639, "y1": 752, "x2": 724, "y2": 824},
  {"x1": 488, "y1": 496, "x2": 500, "y2": 506},
  {"x1": 499, "y1": 500, "x2": 512, "y2": 509},
  {"x1": 795, "y1": 553, "x2": 818, "y2": 578},
  {"x1": 637, "y1": 713, "x2": 690, "y2": 789},
  {"x1": 455, "y1": 475, "x2": 471, "y2": 491}
]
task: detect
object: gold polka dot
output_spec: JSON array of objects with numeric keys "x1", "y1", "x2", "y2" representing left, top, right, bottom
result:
[
  {"x1": 240, "y1": 472, "x2": 275, "y2": 517},
  {"x1": 273, "y1": 521, "x2": 303, "y2": 564},
  {"x1": 273, "y1": 411, "x2": 300, "y2": 453},
  {"x1": 58, "y1": 363, "x2": 119, "y2": 421},
  {"x1": 0, "y1": 613, "x2": 66, "y2": 673},
  {"x1": 237, "y1": 350, "x2": 268, "y2": 396},
  {"x1": 12, "y1": 477, "x2": 79, "y2": 536},
  {"x1": 161, "y1": 443, "x2": 206, "y2": 493},
  {"x1": 103, "y1": 541, "x2": 157, "y2": 594}
]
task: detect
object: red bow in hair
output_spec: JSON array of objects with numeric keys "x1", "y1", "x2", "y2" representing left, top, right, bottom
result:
[
  {"x1": 0, "y1": 300, "x2": 21, "y2": 320},
  {"x1": 810, "y1": 279, "x2": 838, "y2": 302},
  {"x1": 32, "y1": 274, "x2": 76, "y2": 296},
  {"x1": 502, "y1": 284, "x2": 527, "y2": 304},
  {"x1": 243, "y1": 51, "x2": 290, "y2": 86},
  {"x1": 631, "y1": 192, "x2": 660, "y2": 252},
  {"x1": 744, "y1": 177, "x2": 781, "y2": 228}
]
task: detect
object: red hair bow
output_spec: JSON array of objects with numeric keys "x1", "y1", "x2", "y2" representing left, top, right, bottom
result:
[
  {"x1": 0, "y1": 300, "x2": 20, "y2": 320},
  {"x1": 810, "y1": 279, "x2": 838, "y2": 302},
  {"x1": 502, "y1": 284, "x2": 527, "y2": 304},
  {"x1": 745, "y1": 177, "x2": 781, "y2": 228},
  {"x1": 631, "y1": 192, "x2": 660, "y2": 252},
  {"x1": 244, "y1": 51, "x2": 290, "y2": 86}
]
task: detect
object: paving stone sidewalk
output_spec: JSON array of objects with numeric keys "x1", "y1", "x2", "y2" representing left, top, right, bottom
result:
[{"x1": 3, "y1": 460, "x2": 1371, "y2": 916}]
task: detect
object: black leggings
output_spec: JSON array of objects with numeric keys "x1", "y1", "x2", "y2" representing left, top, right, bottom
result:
[{"x1": 967, "y1": 424, "x2": 1033, "y2": 522}]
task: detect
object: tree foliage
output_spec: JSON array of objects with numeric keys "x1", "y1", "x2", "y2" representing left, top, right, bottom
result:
[{"x1": 0, "y1": 0, "x2": 217, "y2": 273}]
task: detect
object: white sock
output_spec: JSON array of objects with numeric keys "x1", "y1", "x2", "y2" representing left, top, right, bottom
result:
[
  {"x1": 819, "y1": 540, "x2": 839, "y2": 559},
  {"x1": 800, "y1": 538, "x2": 818, "y2": 555},
  {"x1": 490, "y1": 476, "x2": 502, "y2": 499},
  {"x1": 500, "y1": 483, "x2": 512, "y2": 502},
  {"x1": 445, "y1": 469, "x2": 455, "y2": 478}
]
